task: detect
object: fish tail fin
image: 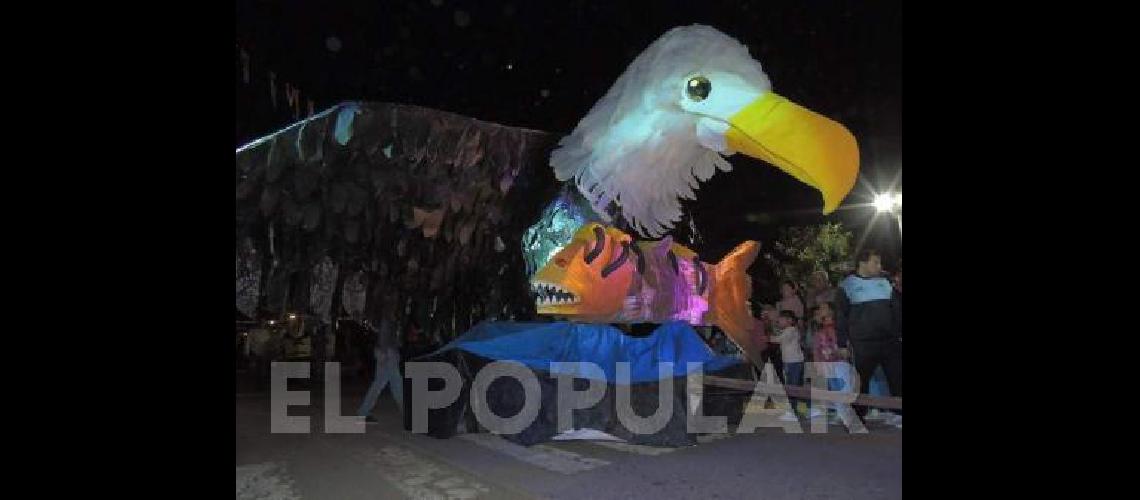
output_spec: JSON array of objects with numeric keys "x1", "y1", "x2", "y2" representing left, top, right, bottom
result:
[{"x1": 708, "y1": 241, "x2": 766, "y2": 363}]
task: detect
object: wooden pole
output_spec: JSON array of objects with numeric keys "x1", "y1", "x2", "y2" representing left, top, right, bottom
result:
[{"x1": 704, "y1": 375, "x2": 902, "y2": 410}]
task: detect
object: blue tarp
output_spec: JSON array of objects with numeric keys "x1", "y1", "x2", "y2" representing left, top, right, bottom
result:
[{"x1": 425, "y1": 320, "x2": 743, "y2": 383}]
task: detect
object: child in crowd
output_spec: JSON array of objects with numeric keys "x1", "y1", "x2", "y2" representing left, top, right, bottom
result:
[
  {"x1": 770, "y1": 310, "x2": 823, "y2": 421},
  {"x1": 812, "y1": 302, "x2": 853, "y2": 424}
]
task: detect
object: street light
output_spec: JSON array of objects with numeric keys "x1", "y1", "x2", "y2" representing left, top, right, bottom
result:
[
  {"x1": 869, "y1": 190, "x2": 902, "y2": 243},
  {"x1": 874, "y1": 192, "x2": 901, "y2": 213}
]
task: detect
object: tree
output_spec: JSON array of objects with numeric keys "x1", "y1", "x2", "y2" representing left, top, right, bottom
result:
[{"x1": 764, "y1": 222, "x2": 854, "y2": 297}]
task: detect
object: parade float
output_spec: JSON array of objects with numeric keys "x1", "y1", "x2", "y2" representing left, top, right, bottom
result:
[{"x1": 236, "y1": 25, "x2": 858, "y2": 446}]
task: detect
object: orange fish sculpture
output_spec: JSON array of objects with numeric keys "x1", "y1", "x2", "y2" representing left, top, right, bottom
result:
[{"x1": 530, "y1": 222, "x2": 767, "y2": 362}]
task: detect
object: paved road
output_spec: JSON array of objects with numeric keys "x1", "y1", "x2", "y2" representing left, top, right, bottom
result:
[{"x1": 236, "y1": 383, "x2": 901, "y2": 500}]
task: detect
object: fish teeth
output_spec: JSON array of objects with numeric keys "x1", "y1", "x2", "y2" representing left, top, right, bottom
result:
[{"x1": 531, "y1": 281, "x2": 579, "y2": 307}]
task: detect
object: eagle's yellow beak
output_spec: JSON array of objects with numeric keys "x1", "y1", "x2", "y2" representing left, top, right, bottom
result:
[{"x1": 725, "y1": 93, "x2": 859, "y2": 214}]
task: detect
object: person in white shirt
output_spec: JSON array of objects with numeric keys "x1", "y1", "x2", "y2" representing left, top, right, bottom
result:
[
  {"x1": 769, "y1": 310, "x2": 823, "y2": 420},
  {"x1": 776, "y1": 281, "x2": 805, "y2": 327}
]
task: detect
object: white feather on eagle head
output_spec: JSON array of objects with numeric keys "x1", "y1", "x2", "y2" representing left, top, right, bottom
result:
[{"x1": 550, "y1": 25, "x2": 771, "y2": 238}]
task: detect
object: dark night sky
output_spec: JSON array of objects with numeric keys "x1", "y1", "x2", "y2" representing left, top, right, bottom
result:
[{"x1": 236, "y1": 0, "x2": 901, "y2": 263}]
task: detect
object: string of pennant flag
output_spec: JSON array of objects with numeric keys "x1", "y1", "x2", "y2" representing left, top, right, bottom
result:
[{"x1": 237, "y1": 44, "x2": 317, "y2": 120}]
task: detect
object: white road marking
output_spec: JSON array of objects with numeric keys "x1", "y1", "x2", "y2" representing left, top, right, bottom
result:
[
  {"x1": 365, "y1": 445, "x2": 493, "y2": 500},
  {"x1": 236, "y1": 462, "x2": 303, "y2": 500}
]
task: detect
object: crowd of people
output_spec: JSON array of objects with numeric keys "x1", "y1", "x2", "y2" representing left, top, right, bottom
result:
[{"x1": 741, "y1": 248, "x2": 902, "y2": 428}]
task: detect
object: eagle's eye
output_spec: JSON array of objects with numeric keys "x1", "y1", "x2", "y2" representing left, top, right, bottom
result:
[{"x1": 686, "y1": 76, "x2": 711, "y2": 102}]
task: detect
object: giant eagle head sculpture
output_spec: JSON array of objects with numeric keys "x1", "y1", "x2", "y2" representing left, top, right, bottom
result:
[{"x1": 551, "y1": 24, "x2": 859, "y2": 237}]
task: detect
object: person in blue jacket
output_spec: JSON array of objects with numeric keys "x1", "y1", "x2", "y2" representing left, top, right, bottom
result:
[{"x1": 835, "y1": 249, "x2": 902, "y2": 425}]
